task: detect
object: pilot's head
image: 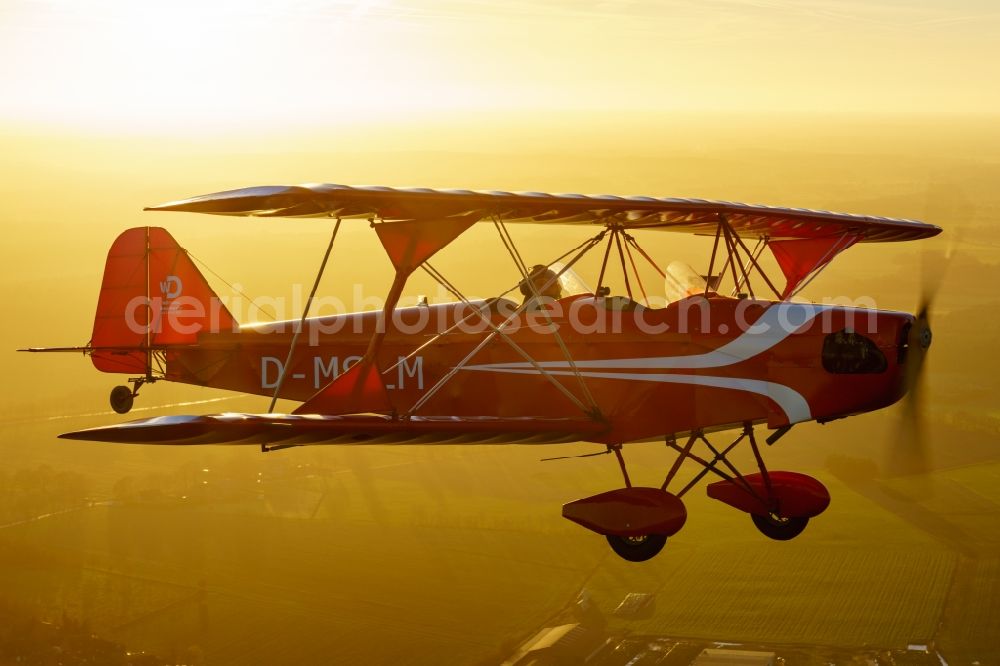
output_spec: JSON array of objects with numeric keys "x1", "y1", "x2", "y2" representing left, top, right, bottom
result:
[{"x1": 520, "y1": 264, "x2": 562, "y2": 300}]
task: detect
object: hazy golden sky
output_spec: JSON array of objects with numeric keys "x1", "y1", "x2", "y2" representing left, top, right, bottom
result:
[{"x1": 1, "y1": 0, "x2": 998, "y2": 133}]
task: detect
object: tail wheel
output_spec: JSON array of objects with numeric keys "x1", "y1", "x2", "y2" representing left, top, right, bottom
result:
[
  {"x1": 751, "y1": 513, "x2": 809, "y2": 541},
  {"x1": 110, "y1": 386, "x2": 134, "y2": 414},
  {"x1": 606, "y1": 534, "x2": 668, "y2": 562}
]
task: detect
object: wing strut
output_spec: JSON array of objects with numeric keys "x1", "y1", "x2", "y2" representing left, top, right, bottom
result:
[
  {"x1": 267, "y1": 218, "x2": 342, "y2": 414},
  {"x1": 594, "y1": 225, "x2": 665, "y2": 306},
  {"x1": 293, "y1": 214, "x2": 479, "y2": 417},
  {"x1": 723, "y1": 216, "x2": 782, "y2": 298},
  {"x1": 703, "y1": 215, "x2": 783, "y2": 300},
  {"x1": 721, "y1": 218, "x2": 753, "y2": 299}
]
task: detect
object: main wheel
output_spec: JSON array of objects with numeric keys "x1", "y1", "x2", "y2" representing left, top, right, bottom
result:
[
  {"x1": 110, "y1": 386, "x2": 134, "y2": 414},
  {"x1": 606, "y1": 534, "x2": 668, "y2": 562},
  {"x1": 751, "y1": 513, "x2": 809, "y2": 541}
]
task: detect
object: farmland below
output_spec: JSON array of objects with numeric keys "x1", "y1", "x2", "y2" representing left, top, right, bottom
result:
[{"x1": 2, "y1": 434, "x2": 999, "y2": 664}]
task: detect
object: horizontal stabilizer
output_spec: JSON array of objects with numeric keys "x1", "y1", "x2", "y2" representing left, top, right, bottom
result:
[{"x1": 18, "y1": 344, "x2": 201, "y2": 353}]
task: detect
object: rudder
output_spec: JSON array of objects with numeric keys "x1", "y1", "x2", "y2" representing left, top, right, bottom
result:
[{"x1": 91, "y1": 227, "x2": 237, "y2": 373}]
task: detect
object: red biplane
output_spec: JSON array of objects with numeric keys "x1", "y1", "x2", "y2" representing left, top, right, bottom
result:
[{"x1": 22, "y1": 184, "x2": 940, "y2": 561}]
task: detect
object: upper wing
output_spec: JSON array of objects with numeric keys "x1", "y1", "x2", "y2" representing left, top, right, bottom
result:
[
  {"x1": 145, "y1": 183, "x2": 941, "y2": 242},
  {"x1": 58, "y1": 413, "x2": 609, "y2": 446}
]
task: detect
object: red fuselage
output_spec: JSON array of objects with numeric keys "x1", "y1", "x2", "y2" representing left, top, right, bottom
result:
[{"x1": 159, "y1": 295, "x2": 913, "y2": 444}]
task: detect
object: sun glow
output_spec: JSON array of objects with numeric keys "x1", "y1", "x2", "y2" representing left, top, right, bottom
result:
[
  {"x1": 1, "y1": 0, "x2": 998, "y2": 134},
  {"x1": 0, "y1": 0, "x2": 485, "y2": 131}
]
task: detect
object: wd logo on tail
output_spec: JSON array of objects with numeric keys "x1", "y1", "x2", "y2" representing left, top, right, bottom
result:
[{"x1": 160, "y1": 275, "x2": 183, "y2": 300}]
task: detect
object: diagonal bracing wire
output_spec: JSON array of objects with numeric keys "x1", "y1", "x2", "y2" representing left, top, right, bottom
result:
[
  {"x1": 403, "y1": 228, "x2": 606, "y2": 419},
  {"x1": 492, "y1": 217, "x2": 601, "y2": 415},
  {"x1": 621, "y1": 234, "x2": 648, "y2": 304},
  {"x1": 382, "y1": 230, "x2": 605, "y2": 379},
  {"x1": 186, "y1": 249, "x2": 277, "y2": 322},
  {"x1": 420, "y1": 262, "x2": 589, "y2": 413},
  {"x1": 624, "y1": 231, "x2": 666, "y2": 279},
  {"x1": 729, "y1": 233, "x2": 782, "y2": 299}
]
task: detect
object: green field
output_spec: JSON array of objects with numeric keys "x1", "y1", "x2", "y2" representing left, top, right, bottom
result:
[
  {"x1": 589, "y1": 546, "x2": 954, "y2": 646},
  {"x1": 0, "y1": 503, "x2": 595, "y2": 664},
  {"x1": 3, "y1": 439, "x2": 995, "y2": 663}
]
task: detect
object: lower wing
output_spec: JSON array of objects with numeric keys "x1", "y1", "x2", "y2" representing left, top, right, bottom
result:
[{"x1": 59, "y1": 414, "x2": 609, "y2": 446}]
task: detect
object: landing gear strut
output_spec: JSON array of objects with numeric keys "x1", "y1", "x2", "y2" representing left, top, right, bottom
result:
[
  {"x1": 664, "y1": 424, "x2": 830, "y2": 542},
  {"x1": 562, "y1": 425, "x2": 830, "y2": 561}
]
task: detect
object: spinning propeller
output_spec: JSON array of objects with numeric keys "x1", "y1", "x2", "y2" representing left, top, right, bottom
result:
[
  {"x1": 888, "y1": 263, "x2": 937, "y2": 475},
  {"x1": 887, "y1": 183, "x2": 964, "y2": 477}
]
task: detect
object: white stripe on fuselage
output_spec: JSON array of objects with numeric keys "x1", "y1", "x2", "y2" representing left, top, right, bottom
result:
[
  {"x1": 464, "y1": 302, "x2": 829, "y2": 372},
  {"x1": 458, "y1": 302, "x2": 826, "y2": 423},
  {"x1": 463, "y1": 367, "x2": 811, "y2": 424}
]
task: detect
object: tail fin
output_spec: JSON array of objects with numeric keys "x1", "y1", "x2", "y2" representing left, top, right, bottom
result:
[{"x1": 91, "y1": 227, "x2": 237, "y2": 374}]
